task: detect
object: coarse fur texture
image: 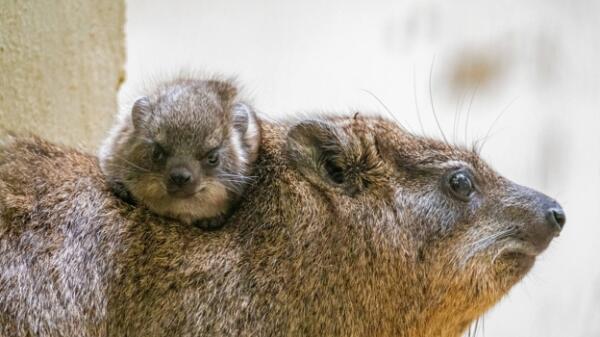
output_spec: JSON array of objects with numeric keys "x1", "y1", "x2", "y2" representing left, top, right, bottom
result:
[
  {"x1": 98, "y1": 77, "x2": 260, "y2": 227},
  {"x1": 0, "y1": 114, "x2": 563, "y2": 337}
]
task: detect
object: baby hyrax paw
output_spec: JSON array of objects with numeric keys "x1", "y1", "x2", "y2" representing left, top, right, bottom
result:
[
  {"x1": 193, "y1": 214, "x2": 227, "y2": 231},
  {"x1": 109, "y1": 180, "x2": 136, "y2": 205}
]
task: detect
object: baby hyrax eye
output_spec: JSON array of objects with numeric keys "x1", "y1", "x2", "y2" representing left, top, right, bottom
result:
[
  {"x1": 152, "y1": 143, "x2": 167, "y2": 163},
  {"x1": 447, "y1": 170, "x2": 474, "y2": 201},
  {"x1": 206, "y1": 150, "x2": 220, "y2": 167}
]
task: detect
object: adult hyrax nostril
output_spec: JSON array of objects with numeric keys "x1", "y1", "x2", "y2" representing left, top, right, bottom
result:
[
  {"x1": 169, "y1": 168, "x2": 193, "y2": 186},
  {"x1": 546, "y1": 207, "x2": 566, "y2": 233}
]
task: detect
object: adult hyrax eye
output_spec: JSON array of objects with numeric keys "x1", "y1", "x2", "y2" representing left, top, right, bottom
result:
[
  {"x1": 324, "y1": 159, "x2": 345, "y2": 184},
  {"x1": 447, "y1": 170, "x2": 474, "y2": 201}
]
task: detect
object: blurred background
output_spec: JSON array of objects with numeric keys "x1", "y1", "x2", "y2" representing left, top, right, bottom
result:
[{"x1": 2, "y1": 0, "x2": 599, "y2": 336}]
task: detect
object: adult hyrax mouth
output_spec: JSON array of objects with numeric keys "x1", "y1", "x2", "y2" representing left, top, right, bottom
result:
[
  {"x1": 493, "y1": 238, "x2": 544, "y2": 272},
  {"x1": 493, "y1": 184, "x2": 565, "y2": 268},
  {"x1": 500, "y1": 241, "x2": 538, "y2": 257}
]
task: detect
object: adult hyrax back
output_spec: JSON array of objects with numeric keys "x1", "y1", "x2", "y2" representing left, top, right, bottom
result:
[{"x1": 0, "y1": 115, "x2": 565, "y2": 337}]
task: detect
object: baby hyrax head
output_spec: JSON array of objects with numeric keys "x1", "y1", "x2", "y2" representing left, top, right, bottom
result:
[
  {"x1": 286, "y1": 115, "x2": 565, "y2": 323},
  {"x1": 100, "y1": 78, "x2": 260, "y2": 225}
]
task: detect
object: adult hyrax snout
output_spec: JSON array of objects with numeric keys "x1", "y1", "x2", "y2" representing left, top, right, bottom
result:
[{"x1": 501, "y1": 183, "x2": 565, "y2": 254}]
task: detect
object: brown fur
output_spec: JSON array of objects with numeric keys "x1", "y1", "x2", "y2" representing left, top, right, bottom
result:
[{"x1": 0, "y1": 114, "x2": 562, "y2": 337}]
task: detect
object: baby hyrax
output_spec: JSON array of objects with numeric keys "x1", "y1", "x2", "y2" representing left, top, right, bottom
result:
[{"x1": 99, "y1": 78, "x2": 260, "y2": 228}]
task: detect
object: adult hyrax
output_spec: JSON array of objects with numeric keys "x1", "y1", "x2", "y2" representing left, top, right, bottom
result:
[
  {"x1": 99, "y1": 78, "x2": 260, "y2": 228},
  {"x1": 0, "y1": 114, "x2": 565, "y2": 337}
]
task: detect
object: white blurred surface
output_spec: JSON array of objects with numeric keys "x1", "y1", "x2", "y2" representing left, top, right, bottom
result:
[{"x1": 123, "y1": 0, "x2": 600, "y2": 335}]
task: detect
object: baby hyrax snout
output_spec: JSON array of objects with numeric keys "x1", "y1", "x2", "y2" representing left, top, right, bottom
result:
[
  {"x1": 164, "y1": 152, "x2": 219, "y2": 198},
  {"x1": 166, "y1": 162, "x2": 197, "y2": 198},
  {"x1": 503, "y1": 183, "x2": 566, "y2": 254}
]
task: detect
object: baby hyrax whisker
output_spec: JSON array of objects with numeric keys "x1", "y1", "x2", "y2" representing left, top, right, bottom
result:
[{"x1": 112, "y1": 155, "x2": 152, "y2": 173}]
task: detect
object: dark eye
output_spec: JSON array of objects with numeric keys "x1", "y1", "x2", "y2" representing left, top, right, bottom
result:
[
  {"x1": 206, "y1": 151, "x2": 220, "y2": 167},
  {"x1": 152, "y1": 143, "x2": 167, "y2": 163},
  {"x1": 324, "y1": 160, "x2": 345, "y2": 184},
  {"x1": 447, "y1": 171, "x2": 474, "y2": 201}
]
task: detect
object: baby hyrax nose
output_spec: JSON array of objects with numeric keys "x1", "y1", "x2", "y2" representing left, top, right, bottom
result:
[
  {"x1": 546, "y1": 206, "x2": 566, "y2": 233},
  {"x1": 169, "y1": 167, "x2": 193, "y2": 187}
]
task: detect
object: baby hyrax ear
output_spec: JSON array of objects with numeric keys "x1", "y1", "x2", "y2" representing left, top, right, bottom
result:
[
  {"x1": 232, "y1": 103, "x2": 251, "y2": 134},
  {"x1": 206, "y1": 80, "x2": 238, "y2": 103},
  {"x1": 287, "y1": 120, "x2": 356, "y2": 193},
  {"x1": 131, "y1": 96, "x2": 152, "y2": 129},
  {"x1": 232, "y1": 102, "x2": 260, "y2": 160}
]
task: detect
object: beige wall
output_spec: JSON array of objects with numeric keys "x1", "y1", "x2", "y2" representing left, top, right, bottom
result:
[{"x1": 0, "y1": 0, "x2": 125, "y2": 151}]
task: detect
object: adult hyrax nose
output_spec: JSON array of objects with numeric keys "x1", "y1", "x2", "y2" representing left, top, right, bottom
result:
[
  {"x1": 514, "y1": 183, "x2": 566, "y2": 252},
  {"x1": 534, "y1": 196, "x2": 566, "y2": 242},
  {"x1": 546, "y1": 206, "x2": 566, "y2": 232}
]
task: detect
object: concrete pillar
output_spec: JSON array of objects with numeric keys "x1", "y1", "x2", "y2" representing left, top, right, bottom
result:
[{"x1": 0, "y1": 0, "x2": 125, "y2": 150}]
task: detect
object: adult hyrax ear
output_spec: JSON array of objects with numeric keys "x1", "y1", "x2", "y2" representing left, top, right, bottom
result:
[
  {"x1": 287, "y1": 120, "x2": 356, "y2": 194},
  {"x1": 131, "y1": 96, "x2": 152, "y2": 130}
]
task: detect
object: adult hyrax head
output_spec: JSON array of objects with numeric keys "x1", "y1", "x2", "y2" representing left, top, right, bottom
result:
[
  {"x1": 276, "y1": 114, "x2": 565, "y2": 334},
  {"x1": 99, "y1": 77, "x2": 259, "y2": 225}
]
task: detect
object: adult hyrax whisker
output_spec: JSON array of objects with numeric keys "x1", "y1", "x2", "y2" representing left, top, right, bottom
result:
[{"x1": 458, "y1": 228, "x2": 518, "y2": 264}]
